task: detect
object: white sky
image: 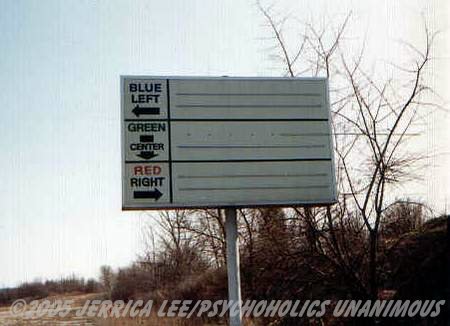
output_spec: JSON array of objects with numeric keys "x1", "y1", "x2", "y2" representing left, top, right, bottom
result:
[{"x1": 0, "y1": 0, "x2": 448, "y2": 287}]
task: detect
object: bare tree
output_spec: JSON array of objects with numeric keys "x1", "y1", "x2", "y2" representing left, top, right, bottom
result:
[
  {"x1": 99, "y1": 265, "x2": 114, "y2": 297},
  {"x1": 131, "y1": 5, "x2": 441, "y2": 315},
  {"x1": 258, "y1": 2, "x2": 439, "y2": 299}
]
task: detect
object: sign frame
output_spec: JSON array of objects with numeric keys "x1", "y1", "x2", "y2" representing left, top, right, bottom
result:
[{"x1": 121, "y1": 75, "x2": 337, "y2": 210}]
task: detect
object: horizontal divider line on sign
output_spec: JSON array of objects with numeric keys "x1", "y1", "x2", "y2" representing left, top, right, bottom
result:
[
  {"x1": 124, "y1": 158, "x2": 332, "y2": 164},
  {"x1": 178, "y1": 185, "x2": 330, "y2": 191},
  {"x1": 124, "y1": 119, "x2": 329, "y2": 122},
  {"x1": 279, "y1": 133, "x2": 331, "y2": 136},
  {"x1": 125, "y1": 119, "x2": 168, "y2": 122}
]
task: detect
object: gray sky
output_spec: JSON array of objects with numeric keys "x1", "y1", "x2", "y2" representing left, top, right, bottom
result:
[{"x1": 0, "y1": 0, "x2": 448, "y2": 287}]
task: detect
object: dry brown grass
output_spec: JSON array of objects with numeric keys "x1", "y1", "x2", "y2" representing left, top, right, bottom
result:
[
  {"x1": 0, "y1": 293, "x2": 100, "y2": 325},
  {"x1": 96, "y1": 316, "x2": 224, "y2": 326},
  {"x1": 0, "y1": 293, "x2": 258, "y2": 326}
]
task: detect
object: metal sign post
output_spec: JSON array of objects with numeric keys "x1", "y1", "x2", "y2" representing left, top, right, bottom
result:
[{"x1": 225, "y1": 208, "x2": 242, "y2": 326}]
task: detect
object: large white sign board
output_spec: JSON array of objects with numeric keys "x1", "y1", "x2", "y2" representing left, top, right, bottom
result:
[{"x1": 121, "y1": 76, "x2": 336, "y2": 209}]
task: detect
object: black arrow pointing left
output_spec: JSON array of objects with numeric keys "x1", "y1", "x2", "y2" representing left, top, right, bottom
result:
[
  {"x1": 132, "y1": 105, "x2": 160, "y2": 117},
  {"x1": 133, "y1": 188, "x2": 163, "y2": 201}
]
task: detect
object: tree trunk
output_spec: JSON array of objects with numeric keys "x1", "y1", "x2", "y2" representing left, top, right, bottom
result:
[{"x1": 368, "y1": 230, "x2": 378, "y2": 300}]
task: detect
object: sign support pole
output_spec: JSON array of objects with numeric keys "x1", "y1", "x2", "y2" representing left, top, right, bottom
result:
[{"x1": 225, "y1": 207, "x2": 242, "y2": 326}]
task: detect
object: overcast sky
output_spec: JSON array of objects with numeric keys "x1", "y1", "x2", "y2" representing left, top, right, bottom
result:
[{"x1": 0, "y1": 0, "x2": 448, "y2": 287}]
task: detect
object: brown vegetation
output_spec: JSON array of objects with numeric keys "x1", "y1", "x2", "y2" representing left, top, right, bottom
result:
[
  {"x1": 101, "y1": 207, "x2": 447, "y2": 325},
  {"x1": 0, "y1": 276, "x2": 100, "y2": 306}
]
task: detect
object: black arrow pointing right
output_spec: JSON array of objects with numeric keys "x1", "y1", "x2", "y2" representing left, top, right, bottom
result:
[
  {"x1": 133, "y1": 189, "x2": 163, "y2": 201},
  {"x1": 132, "y1": 105, "x2": 160, "y2": 117}
]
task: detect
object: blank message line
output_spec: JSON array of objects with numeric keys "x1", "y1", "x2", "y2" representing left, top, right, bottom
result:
[
  {"x1": 177, "y1": 144, "x2": 325, "y2": 149},
  {"x1": 177, "y1": 173, "x2": 327, "y2": 179},
  {"x1": 178, "y1": 185, "x2": 330, "y2": 191}
]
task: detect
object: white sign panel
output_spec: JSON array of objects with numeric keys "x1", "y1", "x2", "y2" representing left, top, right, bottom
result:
[{"x1": 121, "y1": 76, "x2": 336, "y2": 209}]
